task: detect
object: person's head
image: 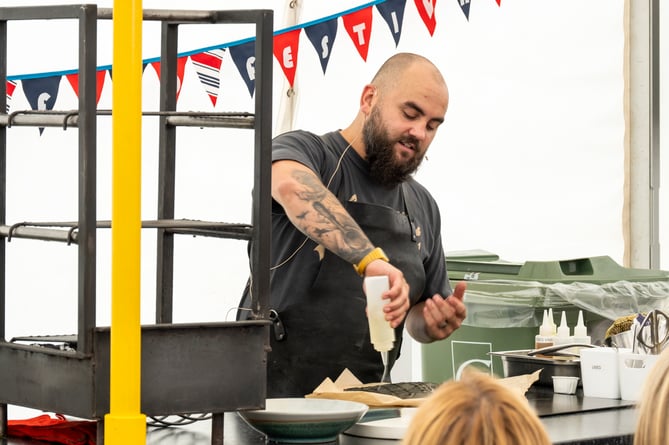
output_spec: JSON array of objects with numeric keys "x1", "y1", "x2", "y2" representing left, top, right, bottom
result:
[
  {"x1": 633, "y1": 348, "x2": 669, "y2": 445},
  {"x1": 358, "y1": 52, "x2": 449, "y2": 187},
  {"x1": 402, "y1": 370, "x2": 551, "y2": 445}
]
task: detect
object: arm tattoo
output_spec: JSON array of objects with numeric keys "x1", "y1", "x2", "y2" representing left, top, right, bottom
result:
[{"x1": 291, "y1": 170, "x2": 373, "y2": 264}]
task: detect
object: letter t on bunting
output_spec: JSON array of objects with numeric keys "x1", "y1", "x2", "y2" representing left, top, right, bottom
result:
[{"x1": 342, "y1": 6, "x2": 373, "y2": 61}]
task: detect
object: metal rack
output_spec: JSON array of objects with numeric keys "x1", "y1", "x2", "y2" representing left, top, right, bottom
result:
[{"x1": 0, "y1": 5, "x2": 272, "y2": 443}]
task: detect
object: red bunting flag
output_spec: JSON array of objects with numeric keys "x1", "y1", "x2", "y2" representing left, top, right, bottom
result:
[
  {"x1": 65, "y1": 70, "x2": 107, "y2": 105},
  {"x1": 496, "y1": 0, "x2": 501, "y2": 5},
  {"x1": 6, "y1": 80, "x2": 17, "y2": 112},
  {"x1": 273, "y1": 29, "x2": 302, "y2": 87},
  {"x1": 342, "y1": 6, "x2": 373, "y2": 61},
  {"x1": 190, "y1": 49, "x2": 226, "y2": 107},
  {"x1": 150, "y1": 56, "x2": 188, "y2": 101},
  {"x1": 414, "y1": 0, "x2": 437, "y2": 36}
]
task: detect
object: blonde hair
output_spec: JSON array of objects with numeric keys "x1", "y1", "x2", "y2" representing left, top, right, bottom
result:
[
  {"x1": 403, "y1": 370, "x2": 551, "y2": 445},
  {"x1": 634, "y1": 348, "x2": 669, "y2": 445}
]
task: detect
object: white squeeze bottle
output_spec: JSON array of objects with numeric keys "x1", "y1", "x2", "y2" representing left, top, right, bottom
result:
[
  {"x1": 553, "y1": 311, "x2": 572, "y2": 346},
  {"x1": 364, "y1": 276, "x2": 396, "y2": 352},
  {"x1": 535, "y1": 309, "x2": 554, "y2": 350},
  {"x1": 572, "y1": 310, "x2": 591, "y2": 345}
]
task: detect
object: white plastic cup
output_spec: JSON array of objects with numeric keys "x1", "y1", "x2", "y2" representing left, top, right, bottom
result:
[
  {"x1": 364, "y1": 276, "x2": 395, "y2": 352},
  {"x1": 552, "y1": 376, "x2": 579, "y2": 395}
]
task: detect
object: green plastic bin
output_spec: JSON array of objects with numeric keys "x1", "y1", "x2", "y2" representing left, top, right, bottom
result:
[{"x1": 421, "y1": 251, "x2": 669, "y2": 383}]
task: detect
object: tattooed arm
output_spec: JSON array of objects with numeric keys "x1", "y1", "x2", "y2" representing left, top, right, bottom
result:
[{"x1": 272, "y1": 159, "x2": 410, "y2": 327}]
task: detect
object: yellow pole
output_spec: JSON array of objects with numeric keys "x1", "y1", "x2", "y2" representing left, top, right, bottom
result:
[{"x1": 105, "y1": 0, "x2": 146, "y2": 443}]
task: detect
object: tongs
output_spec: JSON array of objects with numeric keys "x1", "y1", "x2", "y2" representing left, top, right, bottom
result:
[
  {"x1": 634, "y1": 309, "x2": 669, "y2": 355},
  {"x1": 527, "y1": 343, "x2": 596, "y2": 358}
]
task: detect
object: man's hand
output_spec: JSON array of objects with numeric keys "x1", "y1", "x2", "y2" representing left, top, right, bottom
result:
[
  {"x1": 365, "y1": 259, "x2": 410, "y2": 328},
  {"x1": 422, "y1": 281, "x2": 467, "y2": 340}
]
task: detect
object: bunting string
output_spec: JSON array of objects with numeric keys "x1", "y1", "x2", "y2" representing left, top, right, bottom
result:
[{"x1": 3, "y1": 0, "x2": 502, "y2": 135}]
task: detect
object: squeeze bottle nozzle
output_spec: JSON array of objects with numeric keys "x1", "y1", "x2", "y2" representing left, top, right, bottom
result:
[
  {"x1": 539, "y1": 309, "x2": 552, "y2": 337},
  {"x1": 364, "y1": 276, "x2": 395, "y2": 352},
  {"x1": 574, "y1": 310, "x2": 588, "y2": 338},
  {"x1": 548, "y1": 308, "x2": 557, "y2": 335},
  {"x1": 557, "y1": 311, "x2": 570, "y2": 338}
]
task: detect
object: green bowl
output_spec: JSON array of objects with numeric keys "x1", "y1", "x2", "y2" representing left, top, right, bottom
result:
[{"x1": 238, "y1": 398, "x2": 368, "y2": 443}]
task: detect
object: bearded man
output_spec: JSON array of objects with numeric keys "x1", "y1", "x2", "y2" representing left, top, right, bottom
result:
[{"x1": 238, "y1": 52, "x2": 467, "y2": 397}]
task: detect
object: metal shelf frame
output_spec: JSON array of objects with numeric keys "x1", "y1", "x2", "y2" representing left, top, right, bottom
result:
[{"x1": 0, "y1": 5, "x2": 273, "y2": 444}]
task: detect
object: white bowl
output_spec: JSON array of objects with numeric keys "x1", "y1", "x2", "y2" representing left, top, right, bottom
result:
[
  {"x1": 238, "y1": 398, "x2": 368, "y2": 443},
  {"x1": 552, "y1": 376, "x2": 579, "y2": 394}
]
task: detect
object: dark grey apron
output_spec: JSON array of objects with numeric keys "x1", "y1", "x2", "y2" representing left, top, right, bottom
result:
[{"x1": 267, "y1": 195, "x2": 426, "y2": 397}]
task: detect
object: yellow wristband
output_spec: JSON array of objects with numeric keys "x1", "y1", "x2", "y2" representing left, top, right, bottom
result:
[{"x1": 354, "y1": 247, "x2": 389, "y2": 276}]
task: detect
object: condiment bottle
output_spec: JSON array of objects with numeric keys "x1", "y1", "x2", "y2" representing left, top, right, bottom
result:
[
  {"x1": 364, "y1": 276, "x2": 395, "y2": 352},
  {"x1": 553, "y1": 311, "x2": 572, "y2": 345},
  {"x1": 535, "y1": 309, "x2": 555, "y2": 350},
  {"x1": 572, "y1": 310, "x2": 591, "y2": 345}
]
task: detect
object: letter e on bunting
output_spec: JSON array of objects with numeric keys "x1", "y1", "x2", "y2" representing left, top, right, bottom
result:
[
  {"x1": 273, "y1": 29, "x2": 301, "y2": 87},
  {"x1": 190, "y1": 48, "x2": 226, "y2": 107},
  {"x1": 414, "y1": 0, "x2": 437, "y2": 36},
  {"x1": 342, "y1": 6, "x2": 373, "y2": 61}
]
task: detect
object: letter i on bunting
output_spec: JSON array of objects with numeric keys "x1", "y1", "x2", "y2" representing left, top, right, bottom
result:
[
  {"x1": 273, "y1": 29, "x2": 301, "y2": 87},
  {"x1": 190, "y1": 48, "x2": 226, "y2": 107},
  {"x1": 376, "y1": 0, "x2": 407, "y2": 47}
]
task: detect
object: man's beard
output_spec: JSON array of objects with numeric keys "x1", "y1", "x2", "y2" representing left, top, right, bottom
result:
[{"x1": 363, "y1": 107, "x2": 424, "y2": 188}]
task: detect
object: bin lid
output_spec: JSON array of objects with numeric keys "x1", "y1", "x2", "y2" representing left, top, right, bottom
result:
[{"x1": 446, "y1": 251, "x2": 669, "y2": 284}]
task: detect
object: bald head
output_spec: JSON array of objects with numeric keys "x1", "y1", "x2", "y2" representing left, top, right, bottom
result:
[{"x1": 370, "y1": 53, "x2": 446, "y2": 95}]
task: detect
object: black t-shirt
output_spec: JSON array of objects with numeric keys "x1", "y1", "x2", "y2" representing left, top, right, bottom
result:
[{"x1": 265, "y1": 129, "x2": 451, "y2": 311}]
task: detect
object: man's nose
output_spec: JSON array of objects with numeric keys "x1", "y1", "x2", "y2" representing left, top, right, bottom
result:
[{"x1": 408, "y1": 123, "x2": 427, "y2": 141}]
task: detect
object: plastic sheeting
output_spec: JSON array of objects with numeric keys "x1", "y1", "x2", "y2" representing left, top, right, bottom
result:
[{"x1": 462, "y1": 279, "x2": 669, "y2": 328}]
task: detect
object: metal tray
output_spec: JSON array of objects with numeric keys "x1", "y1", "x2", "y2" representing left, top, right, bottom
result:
[{"x1": 489, "y1": 344, "x2": 593, "y2": 386}]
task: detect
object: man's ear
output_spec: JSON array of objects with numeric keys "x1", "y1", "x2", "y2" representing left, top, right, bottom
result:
[{"x1": 360, "y1": 84, "x2": 376, "y2": 115}]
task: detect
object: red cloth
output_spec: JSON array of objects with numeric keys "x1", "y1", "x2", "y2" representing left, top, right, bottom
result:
[{"x1": 8, "y1": 413, "x2": 97, "y2": 445}]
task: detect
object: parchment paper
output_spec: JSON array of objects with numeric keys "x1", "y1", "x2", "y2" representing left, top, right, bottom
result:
[{"x1": 305, "y1": 368, "x2": 541, "y2": 407}]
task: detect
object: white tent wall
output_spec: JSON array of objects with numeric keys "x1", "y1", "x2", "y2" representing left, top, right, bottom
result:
[{"x1": 2, "y1": 0, "x2": 663, "y2": 417}]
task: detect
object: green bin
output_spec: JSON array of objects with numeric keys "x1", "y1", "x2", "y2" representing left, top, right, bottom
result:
[{"x1": 421, "y1": 251, "x2": 669, "y2": 383}]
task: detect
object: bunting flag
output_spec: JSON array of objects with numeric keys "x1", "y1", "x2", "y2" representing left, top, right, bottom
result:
[
  {"x1": 6, "y1": 80, "x2": 17, "y2": 113},
  {"x1": 65, "y1": 70, "x2": 107, "y2": 105},
  {"x1": 304, "y1": 18, "x2": 338, "y2": 74},
  {"x1": 229, "y1": 40, "x2": 256, "y2": 97},
  {"x1": 22, "y1": 76, "x2": 61, "y2": 135},
  {"x1": 376, "y1": 0, "x2": 407, "y2": 47},
  {"x1": 5, "y1": 1, "x2": 503, "y2": 110},
  {"x1": 150, "y1": 56, "x2": 188, "y2": 100},
  {"x1": 342, "y1": 6, "x2": 374, "y2": 61},
  {"x1": 457, "y1": 0, "x2": 471, "y2": 20},
  {"x1": 190, "y1": 48, "x2": 226, "y2": 107},
  {"x1": 415, "y1": 0, "x2": 437, "y2": 35},
  {"x1": 273, "y1": 29, "x2": 302, "y2": 88}
]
